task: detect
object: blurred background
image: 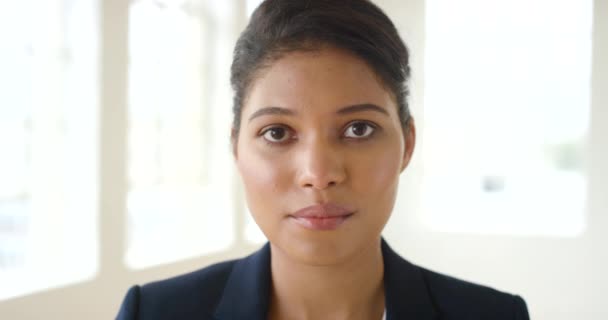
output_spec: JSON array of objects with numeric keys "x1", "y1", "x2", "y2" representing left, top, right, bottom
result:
[{"x1": 0, "y1": 0, "x2": 606, "y2": 319}]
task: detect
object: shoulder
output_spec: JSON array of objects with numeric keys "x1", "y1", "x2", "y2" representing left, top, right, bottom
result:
[
  {"x1": 418, "y1": 267, "x2": 529, "y2": 320},
  {"x1": 381, "y1": 239, "x2": 529, "y2": 320},
  {"x1": 142, "y1": 259, "x2": 237, "y2": 304},
  {"x1": 116, "y1": 259, "x2": 237, "y2": 320},
  {"x1": 116, "y1": 243, "x2": 272, "y2": 320}
]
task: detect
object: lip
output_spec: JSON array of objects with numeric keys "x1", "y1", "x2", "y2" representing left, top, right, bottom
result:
[{"x1": 289, "y1": 203, "x2": 354, "y2": 231}]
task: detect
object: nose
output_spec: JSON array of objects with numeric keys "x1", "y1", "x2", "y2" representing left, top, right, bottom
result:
[{"x1": 296, "y1": 138, "x2": 346, "y2": 190}]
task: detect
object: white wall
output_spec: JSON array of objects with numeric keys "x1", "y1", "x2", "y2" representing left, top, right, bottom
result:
[{"x1": 0, "y1": 0, "x2": 606, "y2": 319}]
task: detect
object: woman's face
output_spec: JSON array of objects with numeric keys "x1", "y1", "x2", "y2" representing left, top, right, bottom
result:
[{"x1": 235, "y1": 47, "x2": 415, "y2": 265}]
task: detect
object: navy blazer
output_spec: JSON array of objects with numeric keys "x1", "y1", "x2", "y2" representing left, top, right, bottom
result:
[{"x1": 116, "y1": 240, "x2": 529, "y2": 319}]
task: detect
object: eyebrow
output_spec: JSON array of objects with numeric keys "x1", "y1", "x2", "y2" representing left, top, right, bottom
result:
[
  {"x1": 247, "y1": 103, "x2": 388, "y2": 122},
  {"x1": 337, "y1": 103, "x2": 389, "y2": 116},
  {"x1": 248, "y1": 106, "x2": 297, "y2": 122}
]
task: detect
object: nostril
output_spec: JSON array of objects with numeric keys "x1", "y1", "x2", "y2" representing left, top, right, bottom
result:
[{"x1": 303, "y1": 181, "x2": 336, "y2": 189}]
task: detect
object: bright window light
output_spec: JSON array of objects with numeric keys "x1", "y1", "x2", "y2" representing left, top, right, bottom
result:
[
  {"x1": 126, "y1": 0, "x2": 237, "y2": 269},
  {"x1": 0, "y1": 0, "x2": 98, "y2": 300},
  {"x1": 422, "y1": 0, "x2": 592, "y2": 237}
]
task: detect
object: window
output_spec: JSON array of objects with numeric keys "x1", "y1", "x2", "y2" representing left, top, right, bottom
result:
[
  {"x1": 423, "y1": 0, "x2": 592, "y2": 236},
  {"x1": 0, "y1": 0, "x2": 262, "y2": 302},
  {"x1": 0, "y1": 0, "x2": 98, "y2": 300},
  {"x1": 126, "y1": 0, "x2": 240, "y2": 268}
]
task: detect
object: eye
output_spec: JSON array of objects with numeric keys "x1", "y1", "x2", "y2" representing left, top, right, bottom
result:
[
  {"x1": 261, "y1": 126, "x2": 293, "y2": 143},
  {"x1": 344, "y1": 121, "x2": 376, "y2": 139}
]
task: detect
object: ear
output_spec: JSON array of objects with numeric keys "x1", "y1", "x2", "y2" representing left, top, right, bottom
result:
[
  {"x1": 231, "y1": 127, "x2": 238, "y2": 159},
  {"x1": 400, "y1": 119, "x2": 416, "y2": 173}
]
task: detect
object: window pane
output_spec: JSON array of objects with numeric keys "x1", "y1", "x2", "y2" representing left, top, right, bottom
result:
[
  {"x1": 423, "y1": 0, "x2": 592, "y2": 236},
  {"x1": 0, "y1": 0, "x2": 98, "y2": 300},
  {"x1": 127, "y1": 0, "x2": 236, "y2": 269}
]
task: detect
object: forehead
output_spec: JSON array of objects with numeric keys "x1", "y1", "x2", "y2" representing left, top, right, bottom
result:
[{"x1": 243, "y1": 47, "x2": 397, "y2": 118}]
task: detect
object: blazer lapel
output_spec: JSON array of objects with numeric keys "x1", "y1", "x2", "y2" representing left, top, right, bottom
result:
[
  {"x1": 382, "y1": 239, "x2": 439, "y2": 320},
  {"x1": 213, "y1": 243, "x2": 272, "y2": 320}
]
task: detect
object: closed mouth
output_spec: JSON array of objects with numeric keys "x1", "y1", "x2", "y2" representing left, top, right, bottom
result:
[{"x1": 289, "y1": 203, "x2": 355, "y2": 230}]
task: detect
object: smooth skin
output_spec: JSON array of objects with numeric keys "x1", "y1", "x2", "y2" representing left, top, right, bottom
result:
[{"x1": 234, "y1": 46, "x2": 416, "y2": 320}]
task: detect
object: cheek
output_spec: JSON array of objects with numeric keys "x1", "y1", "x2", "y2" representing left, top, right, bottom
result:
[
  {"x1": 358, "y1": 149, "x2": 402, "y2": 192},
  {"x1": 351, "y1": 148, "x2": 402, "y2": 217},
  {"x1": 236, "y1": 146, "x2": 289, "y2": 204},
  {"x1": 236, "y1": 146, "x2": 292, "y2": 241}
]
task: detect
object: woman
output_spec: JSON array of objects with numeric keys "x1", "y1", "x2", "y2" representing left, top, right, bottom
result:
[{"x1": 117, "y1": 0, "x2": 530, "y2": 319}]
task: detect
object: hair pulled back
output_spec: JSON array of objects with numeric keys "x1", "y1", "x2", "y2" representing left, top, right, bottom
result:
[{"x1": 231, "y1": 0, "x2": 411, "y2": 138}]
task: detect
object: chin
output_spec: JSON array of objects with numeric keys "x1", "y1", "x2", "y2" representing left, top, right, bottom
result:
[{"x1": 272, "y1": 231, "x2": 367, "y2": 266}]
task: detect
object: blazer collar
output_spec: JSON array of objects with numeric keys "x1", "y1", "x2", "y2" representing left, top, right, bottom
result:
[
  {"x1": 213, "y1": 242, "x2": 272, "y2": 320},
  {"x1": 214, "y1": 239, "x2": 438, "y2": 320},
  {"x1": 381, "y1": 239, "x2": 438, "y2": 320}
]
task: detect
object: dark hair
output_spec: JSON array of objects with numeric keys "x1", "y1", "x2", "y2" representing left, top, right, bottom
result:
[{"x1": 230, "y1": 0, "x2": 411, "y2": 140}]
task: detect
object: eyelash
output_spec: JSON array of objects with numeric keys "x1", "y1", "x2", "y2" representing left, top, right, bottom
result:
[
  {"x1": 343, "y1": 120, "x2": 378, "y2": 140},
  {"x1": 259, "y1": 125, "x2": 295, "y2": 146},
  {"x1": 258, "y1": 120, "x2": 379, "y2": 146}
]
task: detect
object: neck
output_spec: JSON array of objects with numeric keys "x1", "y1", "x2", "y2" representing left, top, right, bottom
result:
[{"x1": 268, "y1": 239, "x2": 385, "y2": 320}]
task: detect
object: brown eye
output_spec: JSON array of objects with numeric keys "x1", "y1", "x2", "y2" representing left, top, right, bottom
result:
[
  {"x1": 344, "y1": 121, "x2": 375, "y2": 138},
  {"x1": 262, "y1": 126, "x2": 291, "y2": 143}
]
